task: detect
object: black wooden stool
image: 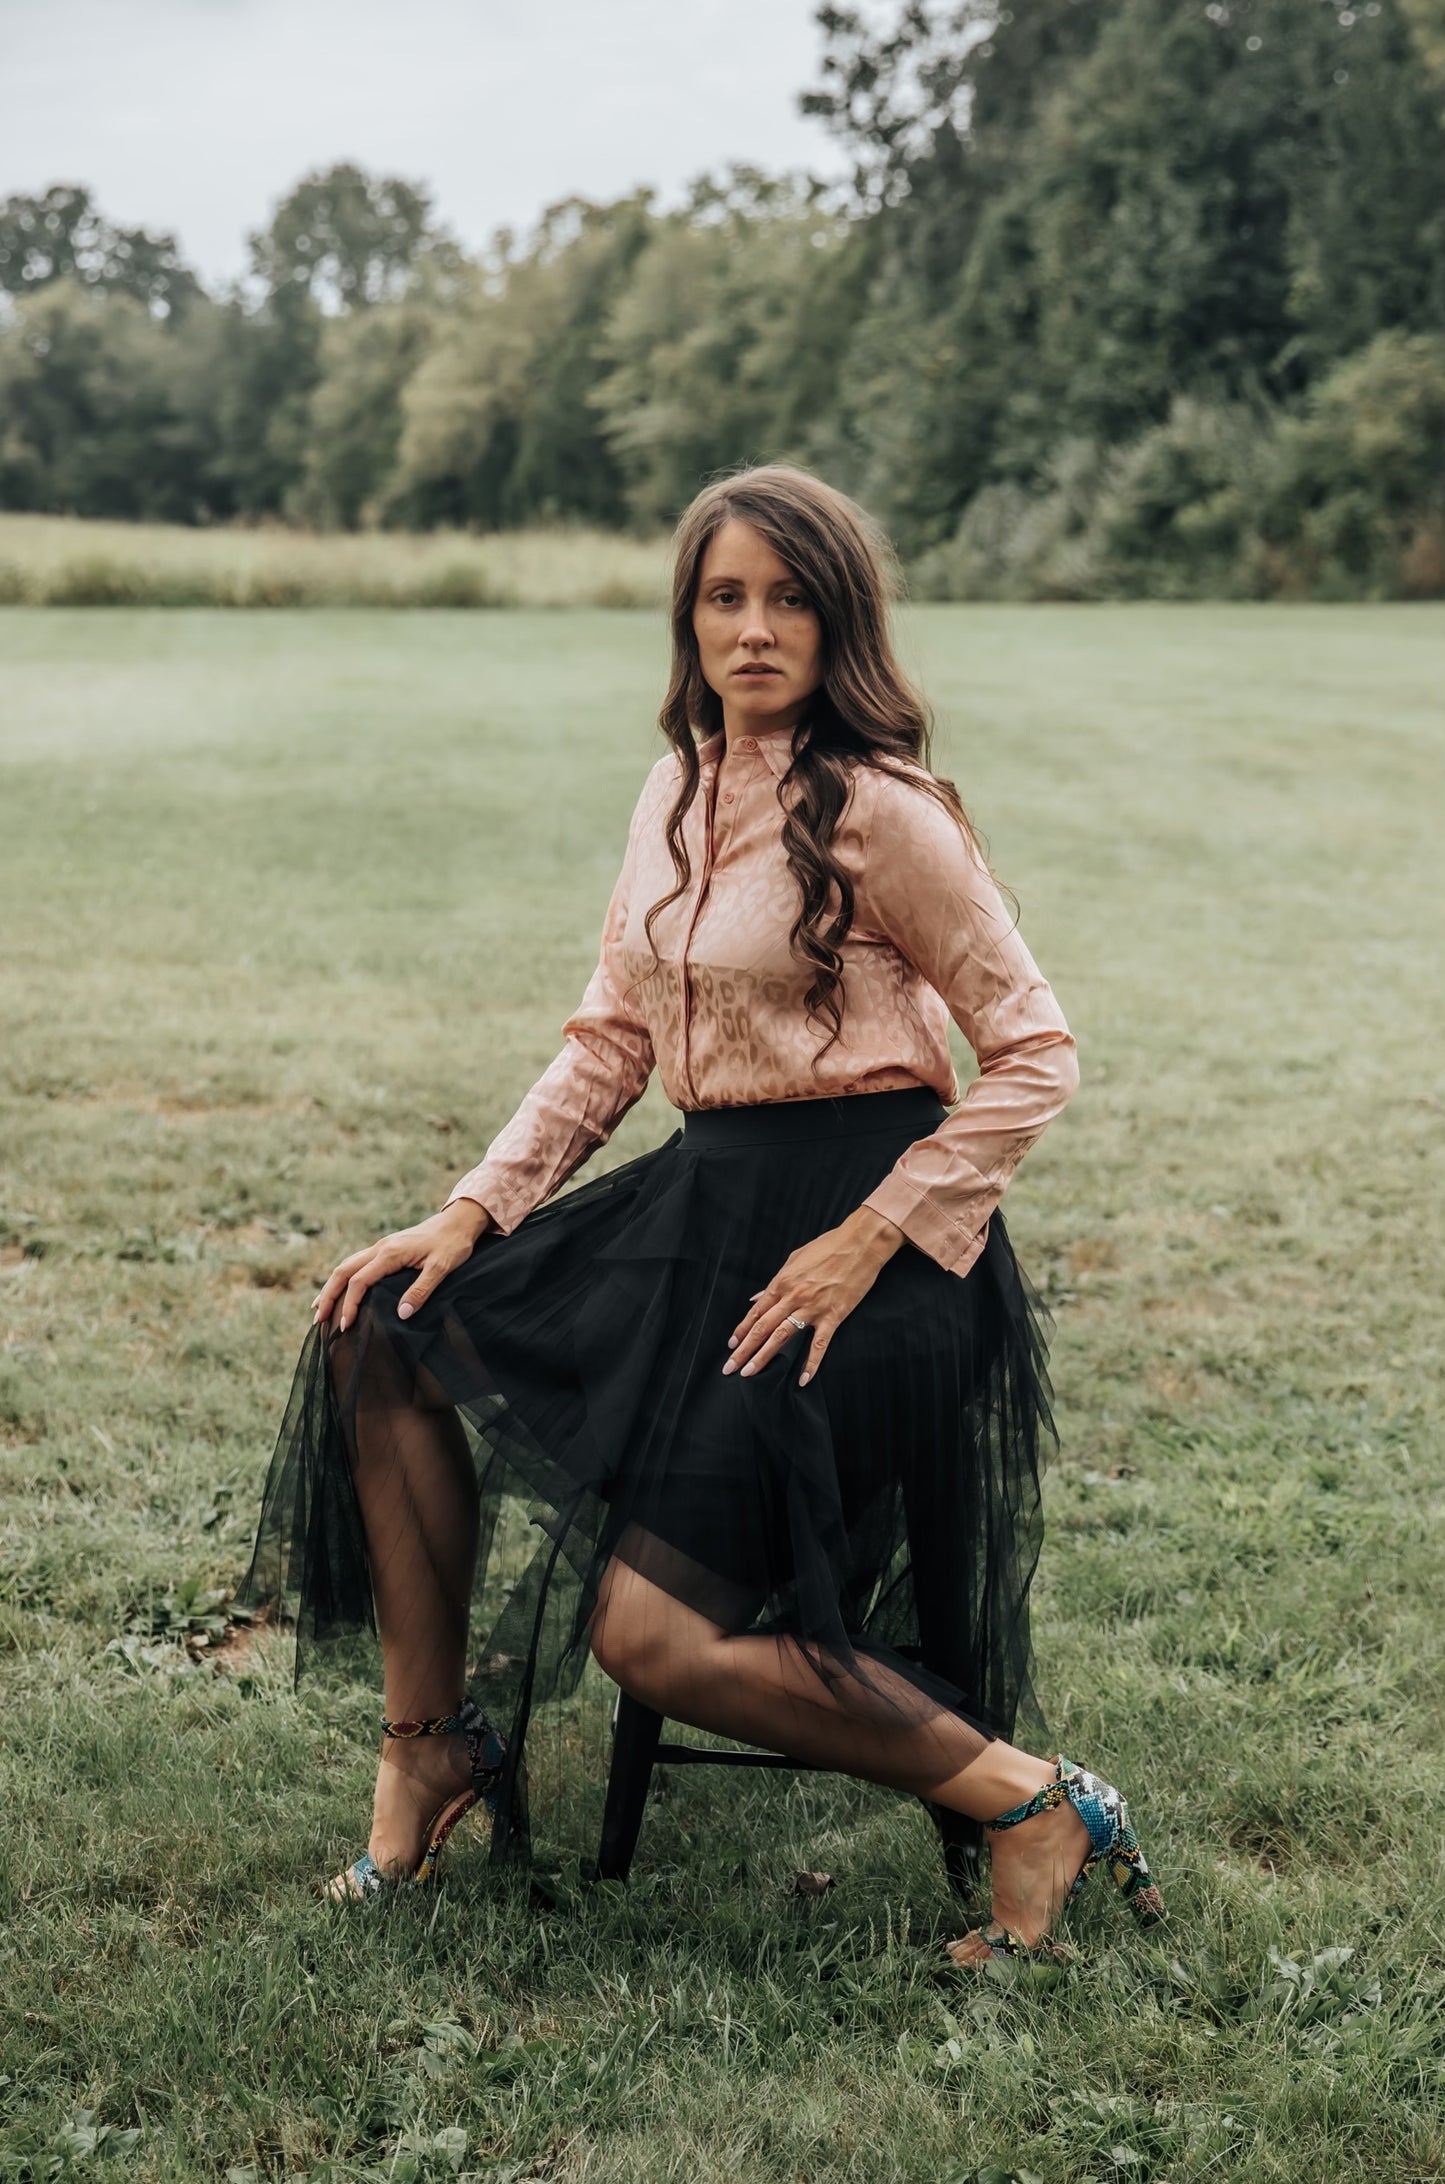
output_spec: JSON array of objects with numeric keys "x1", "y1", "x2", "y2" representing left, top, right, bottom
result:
[{"x1": 593, "y1": 1688, "x2": 986, "y2": 1900}]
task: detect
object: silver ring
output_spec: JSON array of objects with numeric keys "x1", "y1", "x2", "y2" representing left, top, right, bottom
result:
[{"x1": 784, "y1": 1312, "x2": 808, "y2": 1333}]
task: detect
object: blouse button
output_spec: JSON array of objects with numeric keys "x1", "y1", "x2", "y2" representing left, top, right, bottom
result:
[
  {"x1": 741, "y1": 736, "x2": 757, "y2": 749},
  {"x1": 723, "y1": 791, "x2": 736, "y2": 803}
]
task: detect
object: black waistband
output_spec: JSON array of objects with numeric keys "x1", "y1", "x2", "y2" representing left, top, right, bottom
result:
[{"x1": 681, "y1": 1084, "x2": 946, "y2": 1147}]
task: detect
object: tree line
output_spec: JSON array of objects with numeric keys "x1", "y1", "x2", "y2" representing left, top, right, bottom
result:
[{"x1": 2, "y1": 0, "x2": 1441, "y2": 598}]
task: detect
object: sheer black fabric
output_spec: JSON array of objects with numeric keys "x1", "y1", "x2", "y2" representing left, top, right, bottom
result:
[{"x1": 236, "y1": 1086, "x2": 1059, "y2": 1872}]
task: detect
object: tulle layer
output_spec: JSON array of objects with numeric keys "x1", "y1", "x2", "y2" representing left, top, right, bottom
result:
[{"x1": 236, "y1": 1086, "x2": 1058, "y2": 1873}]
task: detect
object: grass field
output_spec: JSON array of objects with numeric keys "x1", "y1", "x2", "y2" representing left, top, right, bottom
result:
[{"x1": 1, "y1": 604, "x2": 1442, "y2": 2183}]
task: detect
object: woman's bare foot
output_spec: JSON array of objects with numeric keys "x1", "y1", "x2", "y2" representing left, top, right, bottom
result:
[
  {"x1": 945, "y1": 1794, "x2": 1095, "y2": 1963},
  {"x1": 325, "y1": 1734, "x2": 475, "y2": 1900}
]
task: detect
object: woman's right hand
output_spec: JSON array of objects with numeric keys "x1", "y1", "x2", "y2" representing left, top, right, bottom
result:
[{"x1": 312, "y1": 1199, "x2": 493, "y2": 1333}]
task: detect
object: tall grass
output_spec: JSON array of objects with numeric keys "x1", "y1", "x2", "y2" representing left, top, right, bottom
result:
[{"x1": 0, "y1": 513, "x2": 672, "y2": 609}]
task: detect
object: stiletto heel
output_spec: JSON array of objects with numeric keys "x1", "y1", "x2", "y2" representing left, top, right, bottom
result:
[
  {"x1": 325, "y1": 1696, "x2": 508, "y2": 1903},
  {"x1": 947, "y1": 1753, "x2": 1166, "y2": 1963}
]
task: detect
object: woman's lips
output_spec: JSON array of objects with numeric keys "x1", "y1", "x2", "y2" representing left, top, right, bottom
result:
[{"x1": 735, "y1": 665, "x2": 781, "y2": 676}]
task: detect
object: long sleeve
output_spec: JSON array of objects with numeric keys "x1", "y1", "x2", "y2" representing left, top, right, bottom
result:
[
  {"x1": 443, "y1": 775, "x2": 658, "y2": 1234},
  {"x1": 857, "y1": 770, "x2": 1079, "y2": 1278}
]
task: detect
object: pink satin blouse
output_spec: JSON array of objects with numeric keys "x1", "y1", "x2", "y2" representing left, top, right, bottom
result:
[{"x1": 445, "y1": 719, "x2": 1079, "y2": 1280}]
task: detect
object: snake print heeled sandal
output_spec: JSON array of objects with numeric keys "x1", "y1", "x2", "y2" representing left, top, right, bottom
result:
[
  {"x1": 946, "y1": 1753, "x2": 1166, "y2": 1964},
  {"x1": 325, "y1": 1696, "x2": 508, "y2": 1903}
]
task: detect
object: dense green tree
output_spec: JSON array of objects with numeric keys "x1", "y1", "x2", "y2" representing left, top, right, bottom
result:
[
  {"x1": 205, "y1": 161, "x2": 458, "y2": 515},
  {"x1": 1402, "y1": 0, "x2": 1445, "y2": 100},
  {"x1": 802, "y1": 0, "x2": 1110, "y2": 306},
  {"x1": 295, "y1": 303, "x2": 438, "y2": 527},
  {"x1": 0, "y1": 184, "x2": 202, "y2": 316},
  {"x1": 248, "y1": 162, "x2": 459, "y2": 313},
  {"x1": 1255, "y1": 329, "x2": 1445, "y2": 593},
  {"x1": 911, "y1": 330, "x2": 1445, "y2": 602},
  {"x1": 587, "y1": 171, "x2": 865, "y2": 526},
  {"x1": 383, "y1": 193, "x2": 660, "y2": 529},
  {"x1": 201, "y1": 298, "x2": 322, "y2": 518},
  {"x1": 490, "y1": 194, "x2": 654, "y2": 527},
  {"x1": 0, "y1": 280, "x2": 219, "y2": 517},
  {"x1": 816, "y1": 0, "x2": 1445, "y2": 549}
]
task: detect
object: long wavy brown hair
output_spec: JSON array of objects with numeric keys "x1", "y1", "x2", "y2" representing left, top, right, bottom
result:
[{"x1": 631, "y1": 460, "x2": 1003, "y2": 1071}]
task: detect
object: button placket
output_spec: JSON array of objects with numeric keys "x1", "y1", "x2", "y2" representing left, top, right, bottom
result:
[
  {"x1": 679, "y1": 747, "x2": 756, "y2": 1103},
  {"x1": 678, "y1": 763, "x2": 720, "y2": 1106}
]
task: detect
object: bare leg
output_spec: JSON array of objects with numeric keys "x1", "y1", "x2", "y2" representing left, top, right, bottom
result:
[
  {"x1": 329, "y1": 1316, "x2": 481, "y2": 1879},
  {"x1": 588, "y1": 1556, "x2": 1090, "y2": 1960}
]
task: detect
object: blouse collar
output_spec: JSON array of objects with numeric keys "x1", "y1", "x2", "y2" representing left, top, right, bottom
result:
[{"x1": 696, "y1": 723, "x2": 810, "y2": 780}]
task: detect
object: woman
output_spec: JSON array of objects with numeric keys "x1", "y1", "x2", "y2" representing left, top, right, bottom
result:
[{"x1": 237, "y1": 462, "x2": 1165, "y2": 1965}]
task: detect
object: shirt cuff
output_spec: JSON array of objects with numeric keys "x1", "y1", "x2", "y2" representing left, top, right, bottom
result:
[
  {"x1": 444, "y1": 1178, "x2": 525, "y2": 1234},
  {"x1": 860, "y1": 1171, "x2": 990, "y2": 1280}
]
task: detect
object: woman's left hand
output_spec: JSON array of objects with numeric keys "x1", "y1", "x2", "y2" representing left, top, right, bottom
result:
[{"x1": 723, "y1": 1205, "x2": 906, "y2": 1387}]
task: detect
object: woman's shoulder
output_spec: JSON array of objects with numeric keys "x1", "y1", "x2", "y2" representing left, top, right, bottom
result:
[
  {"x1": 853, "y1": 747, "x2": 943, "y2": 793},
  {"x1": 631, "y1": 747, "x2": 688, "y2": 816},
  {"x1": 851, "y1": 752, "x2": 964, "y2": 841},
  {"x1": 642, "y1": 740, "x2": 707, "y2": 796}
]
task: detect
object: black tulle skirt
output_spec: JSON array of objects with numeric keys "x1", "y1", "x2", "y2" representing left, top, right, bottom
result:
[{"x1": 236, "y1": 1085, "x2": 1058, "y2": 1877}]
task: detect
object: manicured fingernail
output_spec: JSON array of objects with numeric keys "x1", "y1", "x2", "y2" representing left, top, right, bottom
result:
[
  {"x1": 398, "y1": 1302, "x2": 412, "y2": 1319},
  {"x1": 721, "y1": 1359, "x2": 734, "y2": 1374},
  {"x1": 741, "y1": 1361, "x2": 756, "y2": 1375},
  {"x1": 799, "y1": 1371, "x2": 811, "y2": 1386},
  {"x1": 726, "y1": 1335, "x2": 737, "y2": 1348}
]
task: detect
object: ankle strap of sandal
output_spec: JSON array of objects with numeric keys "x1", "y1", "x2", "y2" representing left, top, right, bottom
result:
[
  {"x1": 984, "y1": 1754, "x2": 1069, "y2": 1833},
  {"x1": 380, "y1": 1696, "x2": 494, "y2": 1741},
  {"x1": 381, "y1": 1705, "x2": 469, "y2": 1738}
]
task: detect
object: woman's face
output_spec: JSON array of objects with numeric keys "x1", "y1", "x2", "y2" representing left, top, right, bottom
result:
[{"x1": 691, "y1": 518, "x2": 824, "y2": 733}]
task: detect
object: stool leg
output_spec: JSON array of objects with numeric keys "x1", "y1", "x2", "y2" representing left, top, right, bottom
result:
[{"x1": 596, "y1": 1691, "x2": 664, "y2": 1882}]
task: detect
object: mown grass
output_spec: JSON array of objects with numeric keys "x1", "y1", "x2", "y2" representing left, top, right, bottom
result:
[
  {"x1": 0, "y1": 516, "x2": 671, "y2": 611},
  {"x1": 1, "y1": 604, "x2": 1442, "y2": 2183}
]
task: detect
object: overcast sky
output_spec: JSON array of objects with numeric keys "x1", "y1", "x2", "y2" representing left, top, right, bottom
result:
[{"x1": 2, "y1": 0, "x2": 849, "y2": 288}]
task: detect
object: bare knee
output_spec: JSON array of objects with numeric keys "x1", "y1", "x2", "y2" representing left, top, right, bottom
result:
[
  {"x1": 324, "y1": 1297, "x2": 436, "y2": 1416},
  {"x1": 588, "y1": 1616, "x2": 648, "y2": 1697},
  {"x1": 588, "y1": 1556, "x2": 713, "y2": 1710},
  {"x1": 587, "y1": 1585, "x2": 660, "y2": 1701}
]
